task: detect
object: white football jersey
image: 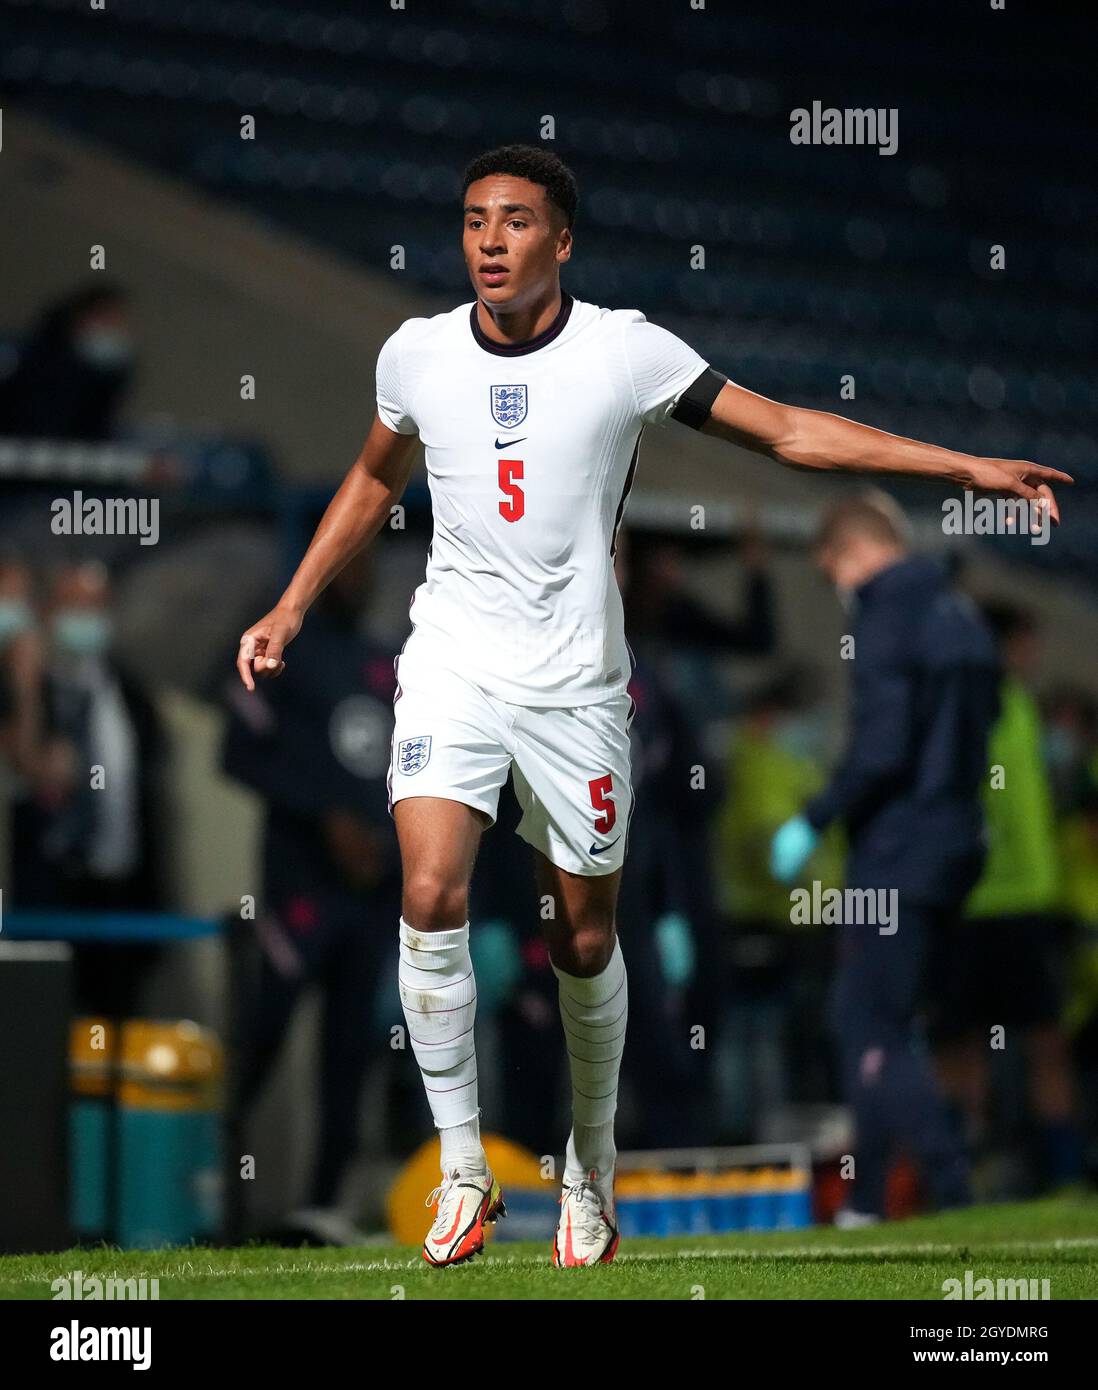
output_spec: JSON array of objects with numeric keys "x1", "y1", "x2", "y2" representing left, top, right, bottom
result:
[{"x1": 376, "y1": 293, "x2": 711, "y2": 706}]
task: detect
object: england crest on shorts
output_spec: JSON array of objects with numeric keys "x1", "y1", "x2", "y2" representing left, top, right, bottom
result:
[
  {"x1": 490, "y1": 384, "x2": 528, "y2": 429},
  {"x1": 397, "y1": 735, "x2": 432, "y2": 776}
]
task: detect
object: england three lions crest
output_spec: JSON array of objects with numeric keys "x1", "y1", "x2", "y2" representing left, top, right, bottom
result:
[
  {"x1": 397, "y1": 735, "x2": 432, "y2": 776},
  {"x1": 490, "y1": 384, "x2": 528, "y2": 429}
]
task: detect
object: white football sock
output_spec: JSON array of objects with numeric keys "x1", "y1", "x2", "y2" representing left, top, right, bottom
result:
[
  {"x1": 438, "y1": 1114, "x2": 485, "y2": 1179},
  {"x1": 398, "y1": 918, "x2": 486, "y2": 1175},
  {"x1": 554, "y1": 937, "x2": 627, "y2": 1188}
]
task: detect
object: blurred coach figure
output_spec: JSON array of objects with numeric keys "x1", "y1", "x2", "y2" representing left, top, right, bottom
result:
[
  {"x1": 3, "y1": 560, "x2": 166, "y2": 1017},
  {"x1": 770, "y1": 495, "x2": 1000, "y2": 1223},
  {"x1": 0, "y1": 282, "x2": 136, "y2": 442},
  {"x1": 222, "y1": 550, "x2": 400, "y2": 1244}
]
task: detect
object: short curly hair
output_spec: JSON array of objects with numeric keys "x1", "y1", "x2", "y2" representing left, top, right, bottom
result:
[{"x1": 462, "y1": 145, "x2": 579, "y2": 228}]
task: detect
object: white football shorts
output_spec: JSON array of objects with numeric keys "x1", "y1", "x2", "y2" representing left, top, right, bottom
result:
[{"x1": 388, "y1": 646, "x2": 634, "y2": 876}]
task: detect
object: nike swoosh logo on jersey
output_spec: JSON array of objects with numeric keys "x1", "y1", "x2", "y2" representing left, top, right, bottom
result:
[
  {"x1": 494, "y1": 437, "x2": 527, "y2": 449},
  {"x1": 589, "y1": 837, "x2": 622, "y2": 855}
]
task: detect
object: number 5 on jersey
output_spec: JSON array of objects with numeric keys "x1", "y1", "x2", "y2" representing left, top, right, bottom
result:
[{"x1": 498, "y1": 458, "x2": 524, "y2": 522}]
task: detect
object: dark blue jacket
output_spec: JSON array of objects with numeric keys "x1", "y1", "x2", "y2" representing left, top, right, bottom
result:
[
  {"x1": 804, "y1": 556, "x2": 1000, "y2": 905},
  {"x1": 221, "y1": 611, "x2": 400, "y2": 896}
]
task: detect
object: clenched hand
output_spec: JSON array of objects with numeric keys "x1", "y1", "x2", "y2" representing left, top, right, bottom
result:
[{"x1": 236, "y1": 604, "x2": 303, "y2": 691}]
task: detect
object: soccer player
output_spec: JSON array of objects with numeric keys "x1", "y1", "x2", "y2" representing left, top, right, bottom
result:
[{"x1": 236, "y1": 144, "x2": 1070, "y2": 1267}]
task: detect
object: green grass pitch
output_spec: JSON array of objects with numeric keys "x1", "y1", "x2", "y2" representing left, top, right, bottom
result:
[{"x1": 3, "y1": 1197, "x2": 1095, "y2": 1300}]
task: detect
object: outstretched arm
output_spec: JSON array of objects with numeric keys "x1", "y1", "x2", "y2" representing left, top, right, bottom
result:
[
  {"x1": 235, "y1": 416, "x2": 419, "y2": 690},
  {"x1": 699, "y1": 379, "x2": 1071, "y2": 520}
]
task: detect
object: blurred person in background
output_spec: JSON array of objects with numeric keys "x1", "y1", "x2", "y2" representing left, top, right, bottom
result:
[
  {"x1": 712, "y1": 668, "x2": 843, "y2": 1141},
  {"x1": 222, "y1": 549, "x2": 402, "y2": 1245},
  {"x1": 1057, "y1": 761, "x2": 1098, "y2": 1186},
  {"x1": 1, "y1": 559, "x2": 165, "y2": 1016},
  {"x1": 934, "y1": 605, "x2": 1083, "y2": 1194},
  {"x1": 615, "y1": 529, "x2": 718, "y2": 1148},
  {"x1": 618, "y1": 526, "x2": 777, "y2": 1142},
  {"x1": 0, "y1": 282, "x2": 136, "y2": 442},
  {"x1": 770, "y1": 494, "x2": 999, "y2": 1224},
  {"x1": 1044, "y1": 686, "x2": 1098, "y2": 818},
  {"x1": 1045, "y1": 687, "x2": 1098, "y2": 1177},
  {"x1": 624, "y1": 532, "x2": 775, "y2": 656},
  {"x1": 488, "y1": 529, "x2": 721, "y2": 1152},
  {"x1": 623, "y1": 529, "x2": 775, "y2": 722}
]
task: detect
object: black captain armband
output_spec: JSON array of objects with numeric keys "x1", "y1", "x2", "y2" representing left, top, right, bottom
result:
[{"x1": 670, "y1": 367, "x2": 728, "y2": 430}]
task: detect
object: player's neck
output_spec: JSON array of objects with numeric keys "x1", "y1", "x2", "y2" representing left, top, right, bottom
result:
[{"x1": 475, "y1": 286, "x2": 563, "y2": 347}]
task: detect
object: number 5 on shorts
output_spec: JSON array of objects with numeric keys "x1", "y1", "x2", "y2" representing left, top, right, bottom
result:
[{"x1": 588, "y1": 774, "x2": 616, "y2": 834}]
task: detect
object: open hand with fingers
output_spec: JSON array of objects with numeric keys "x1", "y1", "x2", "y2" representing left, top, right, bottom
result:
[{"x1": 956, "y1": 457, "x2": 1072, "y2": 524}]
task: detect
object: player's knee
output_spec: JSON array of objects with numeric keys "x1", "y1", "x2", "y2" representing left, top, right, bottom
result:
[
  {"x1": 403, "y1": 871, "x2": 468, "y2": 931},
  {"x1": 554, "y1": 913, "x2": 616, "y2": 977}
]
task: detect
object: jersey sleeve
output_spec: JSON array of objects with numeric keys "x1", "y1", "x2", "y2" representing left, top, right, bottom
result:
[
  {"x1": 375, "y1": 324, "x2": 419, "y2": 435},
  {"x1": 620, "y1": 313, "x2": 714, "y2": 427}
]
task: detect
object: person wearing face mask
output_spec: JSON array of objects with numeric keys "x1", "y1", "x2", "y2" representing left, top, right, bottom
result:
[
  {"x1": 5, "y1": 562, "x2": 165, "y2": 1014},
  {"x1": 769, "y1": 493, "x2": 1000, "y2": 1225},
  {"x1": 0, "y1": 283, "x2": 136, "y2": 443}
]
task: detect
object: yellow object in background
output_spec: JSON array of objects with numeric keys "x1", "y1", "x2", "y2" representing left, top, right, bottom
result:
[
  {"x1": 774, "y1": 1166, "x2": 812, "y2": 1193},
  {"x1": 113, "y1": 1019, "x2": 224, "y2": 1248},
  {"x1": 118, "y1": 1020, "x2": 223, "y2": 1112},
  {"x1": 615, "y1": 1171, "x2": 649, "y2": 1199},
  {"x1": 386, "y1": 1133, "x2": 546, "y2": 1246}
]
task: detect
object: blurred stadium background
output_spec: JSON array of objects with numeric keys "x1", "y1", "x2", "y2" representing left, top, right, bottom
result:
[{"x1": 1, "y1": 0, "x2": 1096, "y2": 1254}]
